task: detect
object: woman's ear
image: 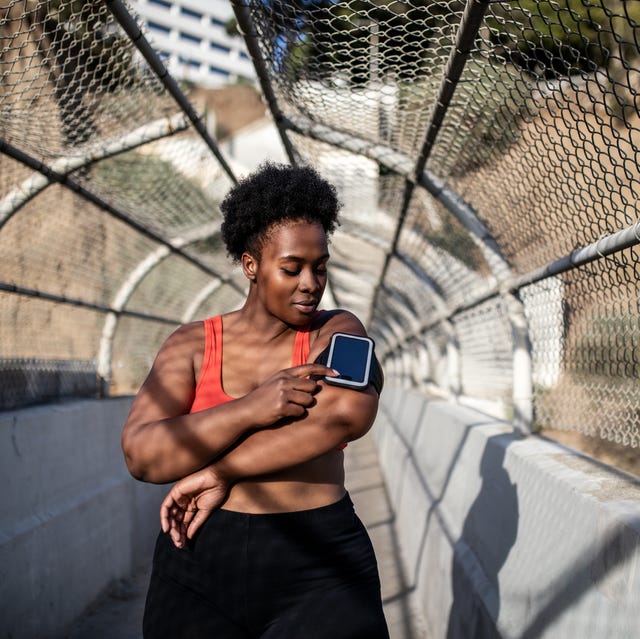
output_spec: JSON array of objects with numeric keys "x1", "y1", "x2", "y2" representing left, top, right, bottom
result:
[{"x1": 241, "y1": 252, "x2": 258, "y2": 282}]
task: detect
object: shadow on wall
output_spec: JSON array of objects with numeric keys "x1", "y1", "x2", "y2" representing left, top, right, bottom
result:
[
  {"x1": 446, "y1": 435, "x2": 519, "y2": 639},
  {"x1": 376, "y1": 390, "x2": 640, "y2": 638}
]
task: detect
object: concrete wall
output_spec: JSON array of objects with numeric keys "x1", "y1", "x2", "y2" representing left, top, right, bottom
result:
[
  {"x1": 0, "y1": 398, "x2": 166, "y2": 639},
  {"x1": 374, "y1": 385, "x2": 640, "y2": 639}
]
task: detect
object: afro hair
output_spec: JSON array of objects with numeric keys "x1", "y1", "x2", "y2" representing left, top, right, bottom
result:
[{"x1": 220, "y1": 162, "x2": 341, "y2": 261}]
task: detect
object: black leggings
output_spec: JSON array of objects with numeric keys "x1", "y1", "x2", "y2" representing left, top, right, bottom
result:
[{"x1": 143, "y1": 492, "x2": 389, "y2": 639}]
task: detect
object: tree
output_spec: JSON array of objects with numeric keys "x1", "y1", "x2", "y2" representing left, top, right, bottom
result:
[
  {"x1": 487, "y1": 1, "x2": 640, "y2": 119},
  {"x1": 488, "y1": 1, "x2": 639, "y2": 76},
  {"x1": 255, "y1": 0, "x2": 465, "y2": 84},
  {"x1": 0, "y1": 1, "x2": 135, "y2": 146}
]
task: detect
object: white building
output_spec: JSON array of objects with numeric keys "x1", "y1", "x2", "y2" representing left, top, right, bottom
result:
[{"x1": 131, "y1": 0, "x2": 256, "y2": 87}]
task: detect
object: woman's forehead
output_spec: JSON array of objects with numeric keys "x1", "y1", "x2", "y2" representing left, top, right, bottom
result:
[{"x1": 264, "y1": 220, "x2": 328, "y2": 254}]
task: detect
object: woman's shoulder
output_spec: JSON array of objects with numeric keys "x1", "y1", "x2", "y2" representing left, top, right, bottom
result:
[
  {"x1": 313, "y1": 309, "x2": 366, "y2": 334},
  {"x1": 309, "y1": 309, "x2": 367, "y2": 358},
  {"x1": 156, "y1": 320, "x2": 207, "y2": 359},
  {"x1": 171, "y1": 319, "x2": 206, "y2": 340}
]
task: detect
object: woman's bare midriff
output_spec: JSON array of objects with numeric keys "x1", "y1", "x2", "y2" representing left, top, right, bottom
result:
[{"x1": 221, "y1": 449, "x2": 346, "y2": 513}]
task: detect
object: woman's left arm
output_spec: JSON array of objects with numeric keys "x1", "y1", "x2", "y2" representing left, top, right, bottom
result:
[
  {"x1": 220, "y1": 379, "x2": 377, "y2": 472},
  {"x1": 216, "y1": 310, "x2": 379, "y2": 470}
]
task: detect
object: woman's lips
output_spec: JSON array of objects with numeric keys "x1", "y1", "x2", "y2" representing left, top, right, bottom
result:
[{"x1": 293, "y1": 301, "x2": 317, "y2": 314}]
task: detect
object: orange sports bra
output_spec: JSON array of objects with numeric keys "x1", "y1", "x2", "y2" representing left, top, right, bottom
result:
[
  {"x1": 190, "y1": 315, "x2": 314, "y2": 413},
  {"x1": 190, "y1": 314, "x2": 347, "y2": 449}
]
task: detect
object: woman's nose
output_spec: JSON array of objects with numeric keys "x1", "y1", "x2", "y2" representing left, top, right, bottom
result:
[{"x1": 299, "y1": 269, "x2": 321, "y2": 292}]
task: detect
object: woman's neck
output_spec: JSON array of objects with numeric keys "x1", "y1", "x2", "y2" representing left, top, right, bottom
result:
[{"x1": 229, "y1": 300, "x2": 294, "y2": 344}]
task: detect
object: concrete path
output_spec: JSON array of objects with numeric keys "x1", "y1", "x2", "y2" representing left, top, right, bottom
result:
[
  {"x1": 65, "y1": 435, "x2": 427, "y2": 638},
  {"x1": 344, "y1": 435, "x2": 428, "y2": 639}
]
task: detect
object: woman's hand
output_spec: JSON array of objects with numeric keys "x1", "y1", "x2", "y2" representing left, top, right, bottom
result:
[
  {"x1": 242, "y1": 363, "x2": 338, "y2": 427},
  {"x1": 160, "y1": 465, "x2": 230, "y2": 548}
]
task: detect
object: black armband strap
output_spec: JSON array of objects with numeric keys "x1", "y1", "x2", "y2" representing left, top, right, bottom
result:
[
  {"x1": 314, "y1": 341, "x2": 384, "y2": 395},
  {"x1": 369, "y1": 354, "x2": 384, "y2": 395}
]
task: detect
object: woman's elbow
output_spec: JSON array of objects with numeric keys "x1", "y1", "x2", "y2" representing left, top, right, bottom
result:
[
  {"x1": 335, "y1": 392, "x2": 379, "y2": 442},
  {"x1": 123, "y1": 450, "x2": 168, "y2": 483},
  {"x1": 122, "y1": 438, "x2": 145, "y2": 481},
  {"x1": 347, "y1": 410, "x2": 377, "y2": 441},
  {"x1": 121, "y1": 427, "x2": 155, "y2": 482}
]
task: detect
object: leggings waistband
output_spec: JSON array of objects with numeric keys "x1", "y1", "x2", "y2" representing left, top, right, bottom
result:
[{"x1": 214, "y1": 491, "x2": 353, "y2": 525}]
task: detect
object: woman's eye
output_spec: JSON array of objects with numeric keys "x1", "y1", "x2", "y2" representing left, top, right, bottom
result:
[{"x1": 282, "y1": 268, "x2": 299, "y2": 276}]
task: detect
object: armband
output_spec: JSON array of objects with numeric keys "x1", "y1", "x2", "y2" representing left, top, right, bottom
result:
[{"x1": 314, "y1": 340, "x2": 384, "y2": 395}]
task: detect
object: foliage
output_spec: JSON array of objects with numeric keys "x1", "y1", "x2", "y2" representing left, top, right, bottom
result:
[
  {"x1": 445, "y1": 58, "x2": 531, "y2": 176},
  {"x1": 42, "y1": 1, "x2": 135, "y2": 90},
  {"x1": 32, "y1": 1, "x2": 136, "y2": 144},
  {"x1": 263, "y1": 0, "x2": 639, "y2": 121},
  {"x1": 264, "y1": 0, "x2": 465, "y2": 84},
  {"x1": 262, "y1": 0, "x2": 640, "y2": 85},
  {"x1": 409, "y1": 209, "x2": 484, "y2": 272},
  {"x1": 424, "y1": 216, "x2": 484, "y2": 272},
  {"x1": 93, "y1": 152, "x2": 214, "y2": 232},
  {"x1": 225, "y1": 17, "x2": 239, "y2": 37},
  {"x1": 487, "y1": 1, "x2": 640, "y2": 79},
  {"x1": 189, "y1": 232, "x2": 226, "y2": 255}
]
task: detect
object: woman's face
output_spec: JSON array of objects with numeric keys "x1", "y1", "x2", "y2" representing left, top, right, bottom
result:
[{"x1": 246, "y1": 220, "x2": 329, "y2": 325}]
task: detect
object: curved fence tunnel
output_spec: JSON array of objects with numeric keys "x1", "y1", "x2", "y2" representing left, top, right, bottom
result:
[{"x1": 1, "y1": 1, "x2": 639, "y2": 637}]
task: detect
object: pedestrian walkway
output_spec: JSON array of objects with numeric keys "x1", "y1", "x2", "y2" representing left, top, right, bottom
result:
[
  {"x1": 66, "y1": 435, "x2": 426, "y2": 638},
  {"x1": 344, "y1": 435, "x2": 427, "y2": 639}
]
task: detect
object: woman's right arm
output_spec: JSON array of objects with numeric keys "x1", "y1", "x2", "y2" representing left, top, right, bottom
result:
[
  {"x1": 122, "y1": 323, "x2": 252, "y2": 483},
  {"x1": 122, "y1": 323, "x2": 334, "y2": 484}
]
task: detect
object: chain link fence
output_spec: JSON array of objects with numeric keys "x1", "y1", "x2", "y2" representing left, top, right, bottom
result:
[
  {"x1": 1, "y1": 1, "x2": 638, "y2": 455},
  {"x1": 0, "y1": 0, "x2": 243, "y2": 405}
]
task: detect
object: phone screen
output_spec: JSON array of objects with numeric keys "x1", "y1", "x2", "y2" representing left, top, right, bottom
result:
[{"x1": 329, "y1": 334, "x2": 371, "y2": 383}]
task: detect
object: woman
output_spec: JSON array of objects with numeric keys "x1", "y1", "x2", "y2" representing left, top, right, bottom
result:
[{"x1": 122, "y1": 163, "x2": 389, "y2": 639}]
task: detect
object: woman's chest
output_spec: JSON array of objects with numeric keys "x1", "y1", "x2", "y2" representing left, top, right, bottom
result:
[{"x1": 220, "y1": 340, "x2": 297, "y2": 397}]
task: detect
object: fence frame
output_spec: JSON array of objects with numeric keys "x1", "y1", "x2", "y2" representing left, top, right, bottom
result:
[{"x1": 1, "y1": 0, "x2": 638, "y2": 443}]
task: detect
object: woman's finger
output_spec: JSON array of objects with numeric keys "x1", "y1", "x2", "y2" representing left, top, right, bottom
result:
[
  {"x1": 169, "y1": 515, "x2": 184, "y2": 548},
  {"x1": 286, "y1": 363, "x2": 338, "y2": 378},
  {"x1": 160, "y1": 506, "x2": 169, "y2": 533},
  {"x1": 187, "y1": 509, "x2": 212, "y2": 540},
  {"x1": 286, "y1": 389, "x2": 316, "y2": 408},
  {"x1": 170, "y1": 504, "x2": 185, "y2": 522},
  {"x1": 182, "y1": 504, "x2": 197, "y2": 528},
  {"x1": 160, "y1": 494, "x2": 177, "y2": 532}
]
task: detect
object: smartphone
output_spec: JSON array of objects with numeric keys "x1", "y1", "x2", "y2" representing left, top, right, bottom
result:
[{"x1": 323, "y1": 332, "x2": 374, "y2": 390}]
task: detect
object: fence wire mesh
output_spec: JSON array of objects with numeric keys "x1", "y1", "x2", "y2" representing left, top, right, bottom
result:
[{"x1": 0, "y1": 1, "x2": 638, "y2": 455}]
